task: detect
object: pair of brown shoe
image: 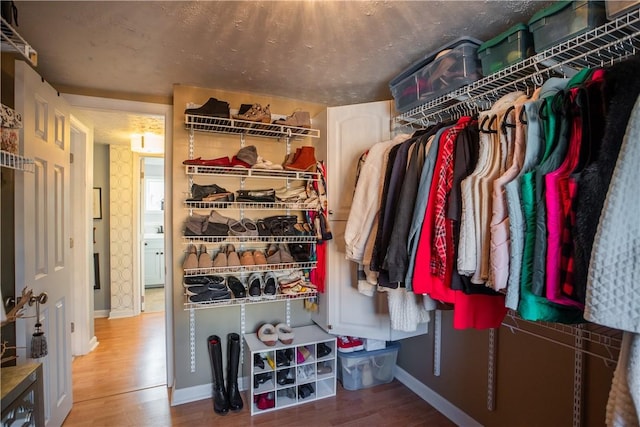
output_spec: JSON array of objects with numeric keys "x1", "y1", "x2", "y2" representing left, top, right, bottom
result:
[
  {"x1": 213, "y1": 244, "x2": 240, "y2": 269},
  {"x1": 240, "y1": 251, "x2": 267, "y2": 266}
]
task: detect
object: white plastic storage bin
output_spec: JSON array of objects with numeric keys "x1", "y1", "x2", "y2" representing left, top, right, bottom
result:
[{"x1": 337, "y1": 342, "x2": 400, "y2": 391}]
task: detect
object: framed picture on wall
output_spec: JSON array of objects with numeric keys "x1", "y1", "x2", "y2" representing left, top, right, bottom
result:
[{"x1": 93, "y1": 187, "x2": 102, "y2": 220}]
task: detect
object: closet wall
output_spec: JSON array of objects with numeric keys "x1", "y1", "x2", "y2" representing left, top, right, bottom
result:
[
  {"x1": 170, "y1": 84, "x2": 325, "y2": 392},
  {"x1": 398, "y1": 312, "x2": 614, "y2": 426}
]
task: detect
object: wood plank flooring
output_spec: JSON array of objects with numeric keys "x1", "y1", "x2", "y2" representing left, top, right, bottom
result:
[{"x1": 63, "y1": 313, "x2": 455, "y2": 426}]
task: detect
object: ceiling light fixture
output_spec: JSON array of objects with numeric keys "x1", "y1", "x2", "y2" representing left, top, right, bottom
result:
[{"x1": 130, "y1": 132, "x2": 164, "y2": 154}]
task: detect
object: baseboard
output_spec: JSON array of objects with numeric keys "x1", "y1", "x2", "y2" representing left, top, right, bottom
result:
[
  {"x1": 108, "y1": 309, "x2": 135, "y2": 319},
  {"x1": 94, "y1": 310, "x2": 109, "y2": 318},
  {"x1": 394, "y1": 366, "x2": 483, "y2": 427},
  {"x1": 89, "y1": 336, "x2": 99, "y2": 352},
  {"x1": 171, "y1": 376, "x2": 248, "y2": 407}
]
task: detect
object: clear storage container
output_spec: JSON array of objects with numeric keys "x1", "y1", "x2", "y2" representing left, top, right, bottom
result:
[
  {"x1": 528, "y1": 1, "x2": 607, "y2": 53},
  {"x1": 389, "y1": 38, "x2": 483, "y2": 113},
  {"x1": 605, "y1": 0, "x2": 640, "y2": 19},
  {"x1": 337, "y1": 342, "x2": 400, "y2": 391},
  {"x1": 477, "y1": 23, "x2": 534, "y2": 76}
]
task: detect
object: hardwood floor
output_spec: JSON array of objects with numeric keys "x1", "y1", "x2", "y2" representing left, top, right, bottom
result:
[{"x1": 63, "y1": 313, "x2": 455, "y2": 426}]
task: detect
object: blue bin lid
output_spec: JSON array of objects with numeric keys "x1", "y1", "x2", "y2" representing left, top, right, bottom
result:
[
  {"x1": 338, "y1": 341, "x2": 401, "y2": 358},
  {"x1": 389, "y1": 37, "x2": 483, "y2": 87}
]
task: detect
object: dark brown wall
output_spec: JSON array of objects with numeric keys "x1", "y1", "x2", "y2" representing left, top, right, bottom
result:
[{"x1": 397, "y1": 310, "x2": 614, "y2": 426}]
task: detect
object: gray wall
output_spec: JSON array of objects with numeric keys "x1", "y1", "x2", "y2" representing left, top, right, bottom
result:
[
  {"x1": 93, "y1": 143, "x2": 110, "y2": 313},
  {"x1": 397, "y1": 310, "x2": 615, "y2": 426}
]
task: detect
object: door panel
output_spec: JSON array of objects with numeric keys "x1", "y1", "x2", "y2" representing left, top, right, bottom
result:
[{"x1": 15, "y1": 60, "x2": 73, "y2": 427}]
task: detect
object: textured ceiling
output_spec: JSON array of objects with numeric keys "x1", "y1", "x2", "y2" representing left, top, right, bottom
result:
[{"x1": 12, "y1": 0, "x2": 550, "y2": 144}]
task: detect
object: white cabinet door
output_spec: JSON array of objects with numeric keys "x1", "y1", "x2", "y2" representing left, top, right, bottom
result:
[{"x1": 143, "y1": 240, "x2": 163, "y2": 286}]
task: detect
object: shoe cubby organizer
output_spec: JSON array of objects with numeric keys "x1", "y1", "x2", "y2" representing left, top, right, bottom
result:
[
  {"x1": 244, "y1": 324, "x2": 336, "y2": 415},
  {"x1": 183, "y1": 109, "x2": 322, "y2": 373}
]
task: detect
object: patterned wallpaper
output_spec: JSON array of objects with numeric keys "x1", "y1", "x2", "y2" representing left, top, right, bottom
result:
[{"x1": 109, "y1": 145, "x2": 134, "y2": 317}]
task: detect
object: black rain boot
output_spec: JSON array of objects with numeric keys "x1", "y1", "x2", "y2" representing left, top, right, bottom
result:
[
  {"x1": 227, "y1": 333, "x2": 244, "y2": 411},
  {"x1": 207, "y1": 335, "x2": 230, "y2": 415}
]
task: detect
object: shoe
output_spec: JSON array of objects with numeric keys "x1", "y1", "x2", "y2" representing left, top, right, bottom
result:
[
  {"x1": 275, "y1": 323, "x2": 294, "y2": 344},
  {"x1": 182, "y1": 244, "x2": 198, "y2": 269},
  {"x1": 263, "y1": 272, "x2": 277, "y2": 298},
  {"x1": 253, "y1": 372, "x2": 272, "y2": 388},
  {"x1": 236, "y1": 145, "x2": 258, "y2": 166},
  {"x1": 228, "y1": 219, "x2": 248, "y2": 236},
  {"x1": 233, "y1": 103, "x2": 271, "y2": 123},
  {"x1": 189, "y1": 183, "x2": 228, "y2": 201},
  {"x1": 248, "y1": 273, "x2": 263, "y2": 300},
  {"x1": 227, "y1": 276, "x2": 246, "y2": 298},
  {"x1": 273, "y1": 110, "x2": 311, "y2": 128},
  {"x1": 257, "y1": 323, "x2": 277, "y2": 346},
  {"x1": 236, "y1": 189, "x2": 276, "y2": 203},
  {"x1": 277, "y1": 368, "x2": 295, "y2": 385},
  {"x1": 209, "y1": 210, "x2": 234, "y2": 225},
  {"x1": 241, "y1": 251, "x2": 255, "y2": 266},
  {"x1": 296, "y1": 346, "x2": 310, "y2": 363},
  {"x1": 266, "y1": 244, "x2": 281, "y2": 264},
  {"x1": 230, "y1": 155, "x2": 251, "y2": 168},
  {"x1": 213, "y1": 251, "x2": 227, "y2": 268},
  {"x1": 337, "y1": 336, "x2": 364, "y2": 353},
  {"x1": 184, "y1": 284, "x2": 210, "y2": 296},
  {"x1": 256, "y1": 220, "x2": 270, "y2": 236},
  {"x1": 202, "y1": 220, "x2": 230, "y2": 237},
  {"x1": 198, "y1": 245, "x2": 212, "y2": 268},
  {"x1": 202, "y1": 192, "x2": 234, "y2": 203},
  {"x1": 184, "y1": 214, "x2": 208, "y2": 236},
  {"x1": 284, "y1": 146, "x2": 316, "y2": 172},
  {"x1": 241, "y1": 218, "x2": 259, "y2": 236},
  {"x1": 256, "y1": 392, "x2": 275, "y2": 410},
  {"x1": 252, "y1": 156, "x2": 284, "y2": 170},
  {"x1": 317, "y1": 342, "x2": 332, "y2": 358},
  {"x1": 278, "y1": 243, "x2": 295, "y2": 264},
  {"x1": 227, "y1": 251, "x2": 241, "y2": 270},
  {"x1": 182, "y1": 156, "x2": 232, "y2": 167},
  {"x1": 276, "y1": 349, "x2": 291, "y2": 367},
  {"x1": 188, "y1": 289, "x2": 231, "y2": 303},
  {"x1": 254, "y1": 353, "x2": 265, "y2": 370},
  {"x1": 184, "y1": 97, "x2": 230, "y2": 118},
  {"x1": 298, "y1": 383, "x2": 314, "y2": 399},
  {"x1": 317, "y1": 361, "x2": 332, "y2": 375},
  {"x1": 282, "y1": 149, "x2": 301, "y2": 169},
  {"x1": 206, "y1": 276, "x2": 228, "y2": 291},
  {"x1": 253, "y1": 251, "x2": 268, "y2": 266}
]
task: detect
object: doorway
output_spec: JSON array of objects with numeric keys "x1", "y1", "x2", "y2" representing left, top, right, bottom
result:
[
  {"x1": 65, "y1": 94, "x2": 174, "y2": 386},
  {"x1": 141, "y1": 156, "x2": 165, "y2": 313}
]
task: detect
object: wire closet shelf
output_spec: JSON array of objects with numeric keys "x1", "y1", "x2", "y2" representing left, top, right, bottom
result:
[{"x1": 395, "y1": 8, "x2": 640, "y2": 128}]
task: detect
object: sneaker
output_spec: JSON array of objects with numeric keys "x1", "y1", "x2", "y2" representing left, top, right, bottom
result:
[
  {"x1": 337, "y1": 336, "x2": 364, "y2": 353},
  {"x1": 263, "y1": 272, "x2": 277, "y2": 299}
]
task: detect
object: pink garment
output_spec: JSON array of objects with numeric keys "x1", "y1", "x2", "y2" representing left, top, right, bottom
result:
[{"x1": 488, "y1": 104, "x2": 526, "y2": 290}]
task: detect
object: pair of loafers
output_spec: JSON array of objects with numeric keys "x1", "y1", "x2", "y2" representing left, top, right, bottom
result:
[
  {"x1": 257, "y1": 322, "x2": 294, "y2": 346},
  {"x1": 228, "y1": 218, "x2": 259, "y2": 236}
]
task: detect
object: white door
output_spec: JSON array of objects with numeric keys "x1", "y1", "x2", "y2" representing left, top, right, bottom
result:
[{"x1": 14, "y1": 61, "x2": 73, "y2": 426}]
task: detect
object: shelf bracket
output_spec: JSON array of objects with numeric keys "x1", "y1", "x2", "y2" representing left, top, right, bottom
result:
[
  {"x1": 189, "y1": 308, "x2": 196, "y2": 373},
  {"x1": 240, "y1": 303, "x2": 246, "y2": 367},
  {"x1": 286, "y1": 299, "x2": 292, "y2": 326},
  {"x1": 433, "y1": 310, "x2": 442, "y2": 376},
  {"x1": 573, "y1": 325, "x2": 585, "y2": 427},
  {"x1": 487, "y1": 328, "x2": 497, "y2": 411}
]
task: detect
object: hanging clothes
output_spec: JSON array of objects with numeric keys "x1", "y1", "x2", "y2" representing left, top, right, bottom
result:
[
  {"x1": 574, "y1": 56, "x2": 640, "y2": 303},
  {"x1": 405, "y1": 127, "x2": 447, "y2": 291}
]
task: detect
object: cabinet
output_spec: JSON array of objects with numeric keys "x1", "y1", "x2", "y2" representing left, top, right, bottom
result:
[
  {"x1": 182, "y1": 113, "x2": 322, "y2": 308},
  {"x1": 243, "y1": 324, "x2": 336, "y2": 415},
  {"x1": 1, "y1": 363, "x2": 44, "y2": 427},
  {"x1": 143, "y1": 238, "x2": 164, "y2": 287},
  {"x1": 312, "y1": 101, "x2": 428, "y2": 341}
]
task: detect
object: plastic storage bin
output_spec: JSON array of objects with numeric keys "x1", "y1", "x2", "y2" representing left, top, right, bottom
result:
[
  {"x1": 337, "y1": 342, "x2": 400, "y2": 390},
  {"x1": 605, "y1": 0, "x2": 640, "y2": 19},
  {"x1": 477, "y1": 23, "x2": 534, "y2": 76},
  {"x1": 528, "y1": 1, "x2": 607, "y2": 53},
  {"x1": 389, "y1": 38, "x2": 483, "y2": 113}
]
